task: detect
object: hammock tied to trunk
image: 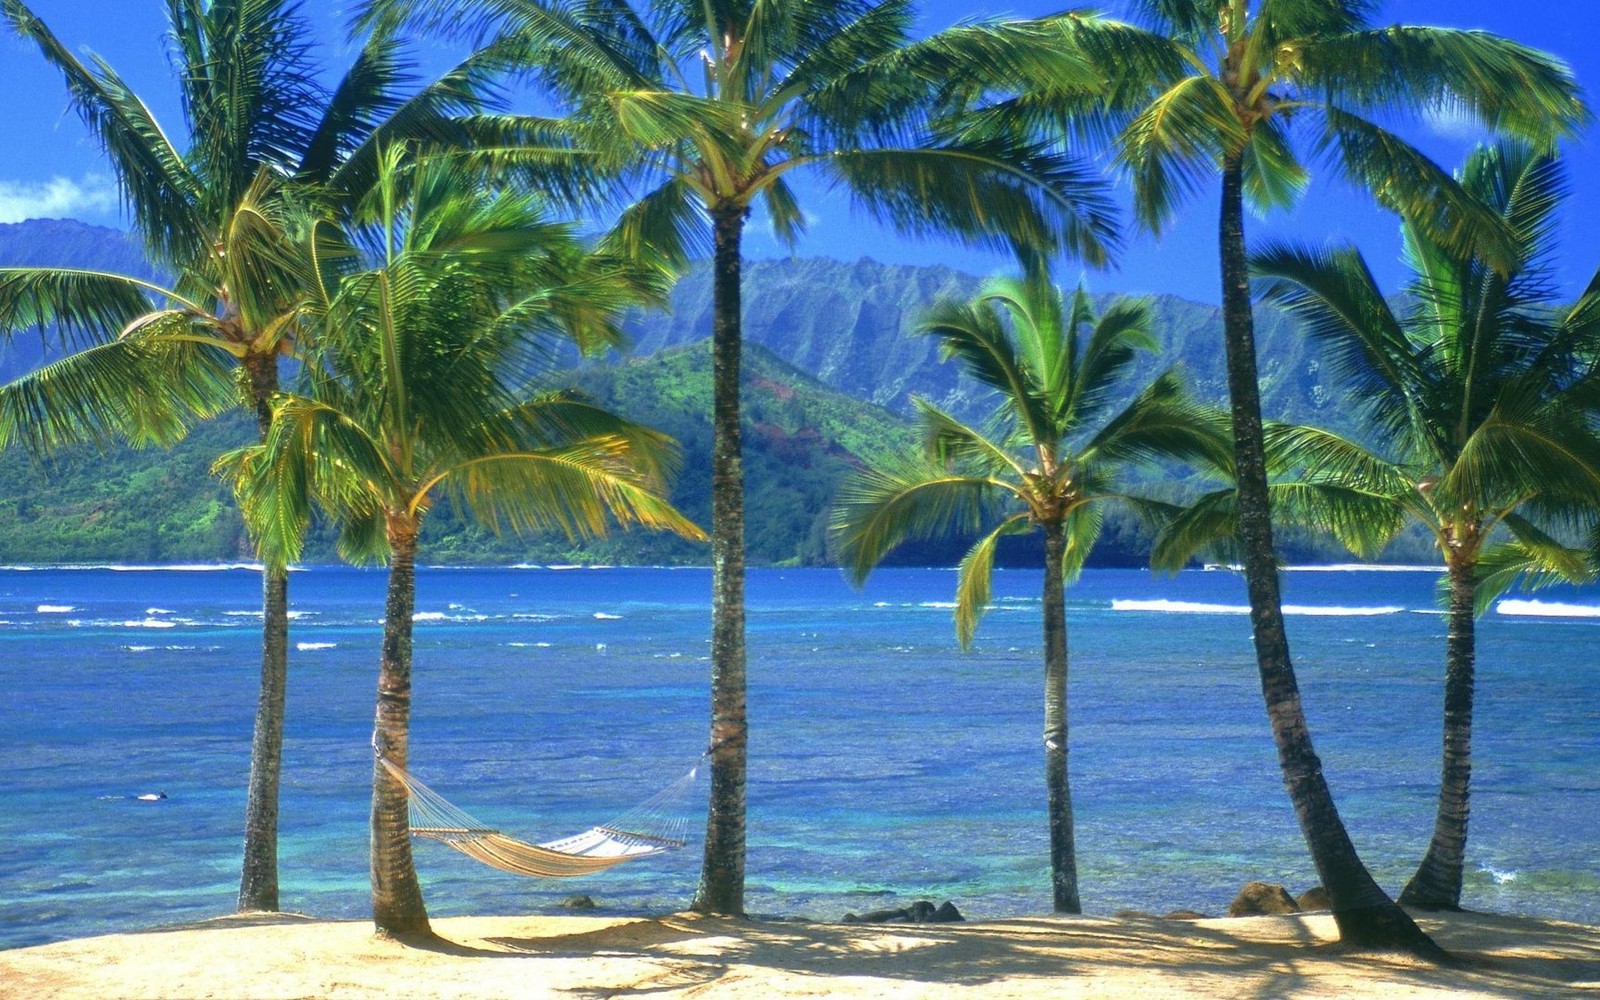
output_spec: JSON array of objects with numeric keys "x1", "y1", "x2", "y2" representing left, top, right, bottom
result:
[{"x1": 377, "y1": 754, "x2": 699, "y2": 879}]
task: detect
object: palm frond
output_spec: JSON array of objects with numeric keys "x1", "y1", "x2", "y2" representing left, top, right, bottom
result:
[
  {"x1": 831, "y1": 457, "x2": 1000, "y2": 584},
  {"x1": 823, "y1": 137, "x2": 1119, "y2": 268},
  {"x1": 1302, "y1": 26, "x2": 1587, "y2": 145},
  {"x1": 916, "y1": 299, "x2": 1051, "y2": 446},
  {"x1": 0, "y1": 268, "x2": 194, "y2": 349},
  {"x1": 1242, "y1": 115, "x2": 1309, "y2": 212},
  {"x1": 1084, "y1": 368, "x2": 1232, "y2": 471},
  {"x1": 0, "y1": 333, "x2": 234, "y2": 454},
  {"x1": 1268, "y1": 481, "x2": 1407, "y2": 560},
  {"x1": 440, "y1": 437, "x2": 704, "y2": 543},
  {"x1": 1150, "y1": 487, "x2": 1237, "y2": 572},
  {"x1": 1059, "y1": 502, "x2": 1105, "y2": 583},
  {"x1": 1473, "y1": 515, "x2": 1597, "y2": 613},
  {"x1": 1317, "y1": 109, "x2": 1521, "y2": 274},
  {"x1": 912, "y1": 398, "x2": 1025, "y2": 480},
  {"x1": 1114, "y1": 74, "x2": 1242, "y2": 233},
  {"x1": 3, "y1": 1, "x2": 205, "y2": 264},
  {"x1": 953, "y1": 514, "x2": 1032, "y2": 648},
  {"x1": 1251, "y1": 240, "x2": 1425, "y2": 447},
  {"x1": 1442, "y1": 406, "x2": 1600, "y2": 513}
]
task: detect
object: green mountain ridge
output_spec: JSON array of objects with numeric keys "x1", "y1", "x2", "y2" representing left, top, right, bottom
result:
[{"x1": 0, "y1": 217, "x2": 1412, "y2": 567}]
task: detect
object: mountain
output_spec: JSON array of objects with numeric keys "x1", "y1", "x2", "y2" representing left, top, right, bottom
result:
[
  {"x1": 0, "y1": 219, "x2": 158, "y2": 381},
  {"x1": 0, "y1": 217, "x2": 1402, "y2": 566},
  {"x1": 0, "y1": 339, "x2": 930, "y2": 566},
  {"x1": 614, "y1": 257, "x2": 1354, "y2": 437}
]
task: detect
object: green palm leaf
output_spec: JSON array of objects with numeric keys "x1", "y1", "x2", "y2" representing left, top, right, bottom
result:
[
  {"x1": 0, "y1": 334, "x2": 234, "y2": 453},
  {"x1": 832, "y1": 458, "x2": 999, "y2": 585},
  {"x1": 953, "y1": 514, "x2": 1032, "y2": 648}
]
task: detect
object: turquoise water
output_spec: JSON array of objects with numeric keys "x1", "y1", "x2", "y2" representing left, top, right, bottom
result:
[{"x1": 1, "y1": 565, "x2": 1597, "y2": 950}]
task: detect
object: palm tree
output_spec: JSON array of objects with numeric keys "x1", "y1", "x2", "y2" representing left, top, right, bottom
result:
[
  {"x1": 362, "y1": 0, "x2": 1126, "y2": 916},
  {"x1": 225, "y1": 148, "x2": 703, "y2": 938},
  {"x1": 832, "y1": 270, "x2": 1227, "y2": 913},
  {"x1": 0, "y1": 0, "x2": 528, "y2": 912},
  {"x1": 1019, "y1": 0, "x2": 1587, "y2": 954},
  {"x1": 1247, "y1": 141, "x2": 1600, "y2": 912}
]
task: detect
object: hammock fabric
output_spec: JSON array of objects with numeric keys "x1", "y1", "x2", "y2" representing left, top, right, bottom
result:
[{"x1": 377, "y1": 755, "x2": 697, "y2": 879}]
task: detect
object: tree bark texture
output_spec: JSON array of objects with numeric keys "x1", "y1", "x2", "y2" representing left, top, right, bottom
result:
[
  {"x1": 1399, "y1": 560, "x2": 1477, "y2": 910},
  {"x1": 1041, "y1": 523, "x2": 1080, "y2": 913},
  {"x1": 691, "y1": 201, "x2": 748, "y2": 916},
  {"x1": 370, "y1": 513, "x2": 431, "y2": 937},
  {"x1": 1218, "y1": 155, "x2": 1443, "y2": 959},
  {"x1": 238, "y1": 350, "x2": 287, "y2": 913}
]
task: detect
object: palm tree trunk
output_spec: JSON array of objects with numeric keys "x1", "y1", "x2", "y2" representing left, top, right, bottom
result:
[
  {"x1": 1399, "y1": 559, "x2": 1476, "y2": 910},
  {"x1": 1041, "y1": 523, "x2": 1080, "y2": 913},
  {"x1": 1218, "y1": 153, "x2": 1443, "y2": 958},
  {"x1": 691, "y1": 200, "x2": 748, "y2": 917},
  {"x1": 370, "y1": 511, "x2": 430, "y2": 937},
  {"x1": 238, "y1": 350, "x2": 287, "y2": 912}
]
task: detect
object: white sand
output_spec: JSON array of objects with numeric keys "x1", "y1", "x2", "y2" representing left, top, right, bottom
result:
[{"x1": 4, "y1": 909, "x2": 1599, "y2": 998}]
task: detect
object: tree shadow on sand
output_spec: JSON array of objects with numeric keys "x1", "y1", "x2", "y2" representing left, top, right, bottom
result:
[{"x1": 412, "y1": 909, "x2": 1600, "y2": 998}]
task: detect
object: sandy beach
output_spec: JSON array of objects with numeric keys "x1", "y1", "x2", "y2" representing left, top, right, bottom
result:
[{"x1": 3, "y1": 908, "x2": 1598, "y2": 999}]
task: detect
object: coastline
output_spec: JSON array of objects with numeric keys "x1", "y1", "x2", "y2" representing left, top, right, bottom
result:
[{"x1": 4, "y1": 909, "x2": 1598, "y2": 998}]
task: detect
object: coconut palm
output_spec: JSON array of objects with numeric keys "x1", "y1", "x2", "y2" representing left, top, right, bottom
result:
[
  {"x1": 1011, "y1": 0, "x2": 1587, "y2": 955},
  {"x1": 832, "y1": 270, "x2": 1227, "y2": 912},
  {"x1": 0, "y1": 0, "x2": 534, "y2": 912},
  {"x1": 362, "y1": 0, "x2": 1126, "y2": 916},
  {"x1": 1245, "y1": 141, "x2": 1600, "y2": 912},
  {"x1": 225, "y1": 148, "x2": 703, "y2": 937}
]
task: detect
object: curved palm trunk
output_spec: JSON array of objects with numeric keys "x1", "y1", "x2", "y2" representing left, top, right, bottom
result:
[
  {"x1": 1219, "y1": 155, "x2": 1443, "y2": 958},
  {"x1": 1399, "y1": 560, "x2": 1476, "y2": 910},
  {"x1": 1041, "y1": 524, "x2": 1080, "y2": 913},
  {"x1": 238, "y1": 351, "x2": 288, "y2": 912},
  {"x1": 370, "y1": 512, "x2": 430, "y2": 937},
  {"x1": 691, "y1": 201, "x2": 748, "y2": 916}
]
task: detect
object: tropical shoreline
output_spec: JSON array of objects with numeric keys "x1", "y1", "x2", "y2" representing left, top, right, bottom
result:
[{"x1": 3, "y1": 909, "x2": 1598, "y2": 998}]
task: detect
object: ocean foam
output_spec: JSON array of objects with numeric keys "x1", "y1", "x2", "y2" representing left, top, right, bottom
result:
[
  {"x1": 122, "y1": 619, "x2": 177, "y2": 629},
  {"x1": 412, "y1": 611, "x2": 448, "y2": 621},
  {"x1": 1496, "y1": 599, "x2": 1600, "y2": 618},
  {"x1": 1283, "y1": 564, "x2": 1442, "y2": 573},
  {"x1": 296, "y1": 642, "x2": 337, "y2": 651},
  {"x1": 222, "y1": 609, "x2": 311, "y2": 618},
  {"x1": 593, "y1": 612, "x2": 623, "y2": 620},
  {"x1": 100, "y1": 563, "x2": 266, "y2": 572},
  {"x1": 36, "y1": 604, "x2": 75, "y2": 613},
  {"x1": 1111, "y1": 599, "x2": 1402, "y2": 616}
]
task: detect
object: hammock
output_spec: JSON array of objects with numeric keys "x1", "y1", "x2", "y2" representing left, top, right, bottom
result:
[{"x1": 377, "y1": 755, "x2": 698, "y2": 879}]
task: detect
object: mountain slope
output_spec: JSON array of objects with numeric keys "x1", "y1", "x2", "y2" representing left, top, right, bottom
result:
[{"x1": 0, "y1": 217, "x2": 1400, "y2": 566}]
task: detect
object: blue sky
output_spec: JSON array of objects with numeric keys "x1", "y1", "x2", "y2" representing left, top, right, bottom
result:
[{"x1": 0, "y1": 0, "x2": 1593, "y2": 305}]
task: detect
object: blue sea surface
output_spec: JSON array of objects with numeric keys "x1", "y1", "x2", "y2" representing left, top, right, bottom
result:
[{"x1": 1, "y1": 564, "x2": 1597, "y2": 950}]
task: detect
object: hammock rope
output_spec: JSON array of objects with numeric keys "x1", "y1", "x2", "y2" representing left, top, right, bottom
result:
[{"x1": 377, "y1": 754, "x2": 699, "y2": 879}]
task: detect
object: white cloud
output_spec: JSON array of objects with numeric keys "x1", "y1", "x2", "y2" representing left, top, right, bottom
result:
[
  {"x1": 0, "y1": 174, "x2": 118, "y2": 224},
  {"x1": 1423, "y1": 102, "x2": 1489, "y2": 142}
]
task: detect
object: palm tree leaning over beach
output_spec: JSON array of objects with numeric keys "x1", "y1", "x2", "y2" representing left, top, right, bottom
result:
[
  {"x1": 0, "y1": 0, "x2": 541, "y2": 913},
  {"x1": 225, "y1": 148, "x2": 703, "y2": 938},
  {"x1": 363, "y1": 0, "x2": 1125, "y2": 916},
  {"x1": 833, "y1": 269, "x2": 1228, "y2": 913},
  {"x1": 1010, "y1": 0, "x2": 1588, "y2": 956},
  {"x1": 1248, "y1": 142, "x2": 1600, "y2": 912}
]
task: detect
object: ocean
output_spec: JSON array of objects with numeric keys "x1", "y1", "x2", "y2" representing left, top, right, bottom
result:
[{"x1": 1, "y1": 564, "x2": 1596, "y2": 950}]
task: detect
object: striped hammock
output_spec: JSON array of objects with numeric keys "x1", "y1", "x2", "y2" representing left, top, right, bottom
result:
[{"x1": 377, "y1": 755, "x2": 698, "y2": 879}]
